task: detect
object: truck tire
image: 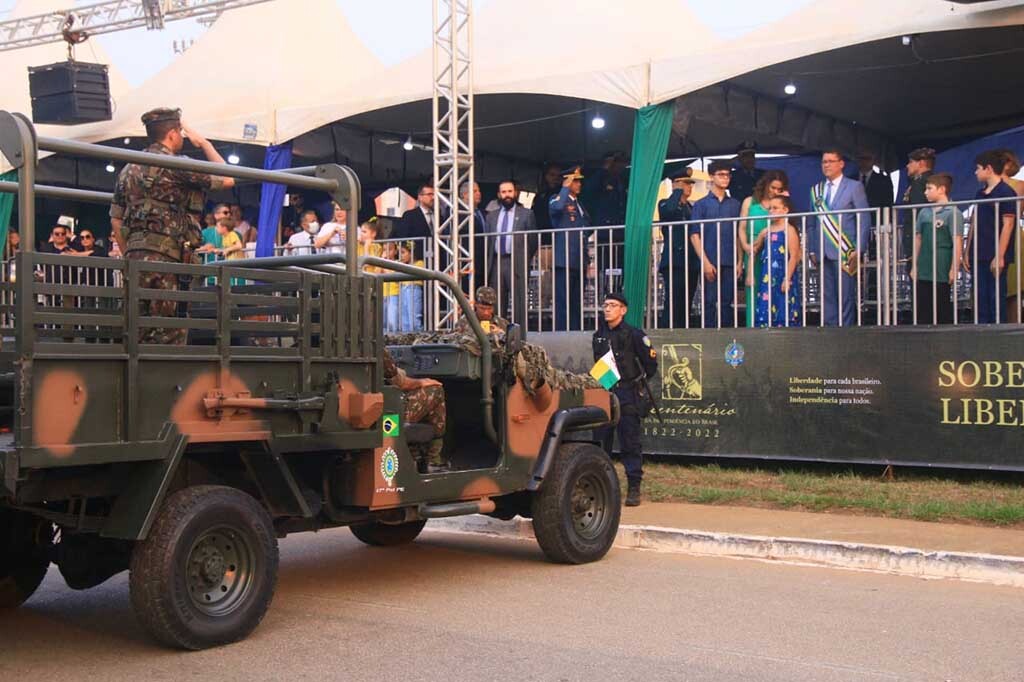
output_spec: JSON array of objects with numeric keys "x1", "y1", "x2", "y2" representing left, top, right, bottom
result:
[
  {"x1": 531, "y1": 442, "x2": 621, "y2": 564},
  {"x1": 0, "y1": 510, "x2": 51, "y2": 609},
  {"x1": 350, "y1": 520, "x2": 427, "y2": 547},
  {"x1": 129, "y1": 486, "x2": 279, "y2": 650}
]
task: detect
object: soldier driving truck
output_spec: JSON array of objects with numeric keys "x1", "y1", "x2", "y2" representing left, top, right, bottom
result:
[{"x1": 0, "y1": 111, "x2": 621, "y2": 650}]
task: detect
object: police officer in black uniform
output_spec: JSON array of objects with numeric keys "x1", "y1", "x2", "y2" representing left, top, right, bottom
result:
[{"x1": 592, "y1": 292, "x2": 658, "y2": 506}]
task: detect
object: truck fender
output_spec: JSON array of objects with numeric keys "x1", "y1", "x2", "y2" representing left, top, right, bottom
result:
[{"x1": 526, "y1": 403, "x2": 617, "y2": 493}]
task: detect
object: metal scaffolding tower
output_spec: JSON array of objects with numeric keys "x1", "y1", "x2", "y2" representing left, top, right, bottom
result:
[
  {"x1": 0, "y1": 0, "x2": 274, "y2": 52},
  {"x1": 431, "y1": 0, "x2": 474, "y2": 329}
]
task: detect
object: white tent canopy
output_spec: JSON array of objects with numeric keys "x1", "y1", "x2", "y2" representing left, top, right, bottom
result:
[{"x1": 1, "y1": 0, "x2": 1023, "y2": 146}]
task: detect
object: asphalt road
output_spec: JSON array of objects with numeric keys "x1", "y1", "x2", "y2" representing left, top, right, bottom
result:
[{"x1": 2, "y1": 527, "x2": 1022, "y2": 681}]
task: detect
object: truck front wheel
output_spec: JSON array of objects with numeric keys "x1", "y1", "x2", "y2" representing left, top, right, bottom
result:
[
  {"x1": 129, "y1": 486, "x2": 279, "y2": 650},
  {"x1": 531, "y1": 443, "x2": 621, "y2": 564},
  {"x1": 0, "y1": 510, "x2": 51, "y2": 609}
]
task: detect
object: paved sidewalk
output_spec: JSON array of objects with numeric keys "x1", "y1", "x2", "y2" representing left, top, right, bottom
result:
[
  {"x1": 621, "y1": 502, "x2": 1024, "y2": 557},
  {"x1": 429, "y1": 500, "x2": 1024, "y2": 587}
]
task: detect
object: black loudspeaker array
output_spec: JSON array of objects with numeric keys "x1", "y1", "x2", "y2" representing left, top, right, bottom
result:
[{"x1": 28, "y1": 61, "x2": 113, "y2": 125}]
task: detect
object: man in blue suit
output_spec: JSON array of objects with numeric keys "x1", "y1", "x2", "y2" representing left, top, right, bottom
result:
[
  {"x1": 811, "y1": 149, "x2": 871, "y2": 327},
  {"x1": 549, "y1": 166, "x2": 590, "y2": 330}
]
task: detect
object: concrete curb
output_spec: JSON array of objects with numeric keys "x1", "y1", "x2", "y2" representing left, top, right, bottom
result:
[{"x1": 425, "y1": 516, "x2": 1024, "y2": 588}]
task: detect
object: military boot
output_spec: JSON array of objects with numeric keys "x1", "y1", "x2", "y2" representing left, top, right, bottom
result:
[
  {"x1": 625, "y1": 481, "x2": 642, "y2": 507},
  {"x1": 426, "y1": 438, "x2": 449, "y2": 473}
]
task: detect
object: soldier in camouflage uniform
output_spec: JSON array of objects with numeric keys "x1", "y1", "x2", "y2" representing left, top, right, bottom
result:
[
  {"x1": 454, "y1": 286, "x2": 508, "y2": 337},
  {"x1": 110, "y1": 108, "x2": 235, "y2": 344},
  {"x1": 382, "y1": 348, "x2": 448, "y2": 472}
]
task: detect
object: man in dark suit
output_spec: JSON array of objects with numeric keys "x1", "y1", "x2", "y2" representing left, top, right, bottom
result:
[
  {"x1": 856, "y1": 152, "x2": 893, "y2": 210},
  {"x1": 485, "y1": 180, "x2": 536, "y2": 324},
  {"x1": 395, "y1": 183, "x2": 436, "y2": 259}
]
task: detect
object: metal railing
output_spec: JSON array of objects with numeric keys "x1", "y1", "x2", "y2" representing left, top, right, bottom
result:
[{"x1": 429, "y1": 194, "x2": 1022, "y2": 332}]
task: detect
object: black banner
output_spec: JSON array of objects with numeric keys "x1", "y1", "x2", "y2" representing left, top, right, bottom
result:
[{"x1": 532, "y1": 327, "x2": 1024, "y2": 470}]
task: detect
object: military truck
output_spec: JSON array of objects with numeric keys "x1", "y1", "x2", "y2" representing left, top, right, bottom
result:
[{"x1": 0, "y1": 112, "x2": 620, "y2": 650}]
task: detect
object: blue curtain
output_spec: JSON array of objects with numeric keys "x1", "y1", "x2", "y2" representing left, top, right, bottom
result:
[
  {"x1": 256, "y1": 142, "x2": 293, "y2": 257},
  {"x1": 932, "y1": 125, "x2": 1024, "y2": 201}
]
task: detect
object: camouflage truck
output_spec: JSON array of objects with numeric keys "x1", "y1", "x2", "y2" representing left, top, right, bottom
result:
[{"x1": 0, "y1": 112, "x2": 620, "y2": 649}]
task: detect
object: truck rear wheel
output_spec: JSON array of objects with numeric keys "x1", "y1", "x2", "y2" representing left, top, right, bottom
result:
[
  {"x1": 531, "y1": 443, "x2": 621, "y2": 564},
  {"x1": 0, "y1": 510, "x2": 51, "y2": 609},
  {"x1": 350, "y1": 520, "x2": 427, "y2": 547},
  {"x1": 129, "y1": 486, "x2": 279, "y2": 650}
]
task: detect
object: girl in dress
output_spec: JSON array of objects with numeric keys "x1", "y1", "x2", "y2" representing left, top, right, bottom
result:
[{"x1": 752, "y1": 194, "x2": 801, "y2": 327}]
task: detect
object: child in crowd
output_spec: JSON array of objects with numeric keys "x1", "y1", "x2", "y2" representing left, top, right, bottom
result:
[
  {"x1": 357, "y1": 218, "x2": 382, "y2": 273},
  {"x1": 966, "y1": 150, "x2": 1017, "y2": 324},
  {"x1": 217, "y1": 216, "x2": 245, "y2": 286},
  {"x1": 911, "y1": 173, "x2": 963, "y2": 324},
  {"x1": 381, "y1": 241, "x2": 401, "y2": 333},
  {"x1": 399, "y1": 240, "x2": 424, "y2": 332},
  {"x1": 752, "y1": 194, "x2": 801, "y2": 327}
]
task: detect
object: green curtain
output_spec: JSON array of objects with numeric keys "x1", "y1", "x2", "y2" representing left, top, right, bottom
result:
[
  {"x1": 0, "y1": 171, "x2": 14, "y2": 258},
  {"x1": 622, "y1": 101, "x2": 675, "y2": 328}
]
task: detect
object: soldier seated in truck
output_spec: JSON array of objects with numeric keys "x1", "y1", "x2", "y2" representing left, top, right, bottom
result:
[{"x1": 382, "y1": 348, "x2": 448, "y2": 472}]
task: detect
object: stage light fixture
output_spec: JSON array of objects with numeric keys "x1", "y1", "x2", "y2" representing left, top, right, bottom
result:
[
  {"x1": 591, "y1": 112, "x2": 606, "y2": 129},
  {"x1": 105, "y1": 163, "x2": 115, "y2": 173},
  {"x1": 227, "y1": 153, "x2": 240, "y2": 165},
  {"x1": 403, "y1": 135, "x2": 414, "y2": 151},
  {"x1": 784, "y1": 82, "x2": 797, "y2": 95}
]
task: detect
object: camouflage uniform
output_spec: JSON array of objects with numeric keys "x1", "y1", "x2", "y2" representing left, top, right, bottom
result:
[
  {"x1": 382, "y1": 349, "x2": 446, "y2": 465},
  {"x1": 109, "y1": 108, "x2": 224, "y2": 344},
  {"x1": 385, "y1": 330, "x2": 598, "y2": 396},
  {"x1": 454, "y1": 285, "x2": 509, "y2": 337}
]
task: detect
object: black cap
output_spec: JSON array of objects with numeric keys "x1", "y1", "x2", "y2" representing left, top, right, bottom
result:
[
  {"x1": 736, "y1": 140, "x2": 758, "y2": 154},
  {"x1": 708, "y1": 160, "x2": 732, "y2": 175},
  {"x1": 604, "y1": 291, "x2": 628, "y2": 307},
  {"x1": 669, "y1": 167, "x2": 695, "y2": 182}
]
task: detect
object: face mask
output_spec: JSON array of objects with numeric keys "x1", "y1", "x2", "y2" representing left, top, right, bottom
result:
[{"x1": 307, "y1": 221, "x2": 319, "y2": 233}]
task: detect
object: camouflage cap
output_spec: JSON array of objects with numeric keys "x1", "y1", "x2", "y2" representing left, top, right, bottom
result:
[
  {"x1": 908, "y1": 147, "x2": 936, "y2": 163},
  {"x1": 475, "y1": 286, "x2": 497, "y2": 306},
  {"x1": 141, "y1": 108, "x2": 182, "y2": 126}
]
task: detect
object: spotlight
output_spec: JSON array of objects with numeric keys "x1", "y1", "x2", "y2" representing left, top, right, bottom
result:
[
  {"x1": 901, "y1": 35, "x2": 912, "y2": 47},
  {"x1": 784, "y1": 82, "x2": 797, "y2": 96},
  {"x1": 227, "y1": 153, "x2": 240, "y2": 165},
  {"x1": 403, "y1": 135, "x2": 414, "y2": 151},
  {"x1": 591, "y1": 112, "x2": 605, "y2": 130},
  {"x1": 105, "y1": 163, "x2": 115, "y2": 173}
]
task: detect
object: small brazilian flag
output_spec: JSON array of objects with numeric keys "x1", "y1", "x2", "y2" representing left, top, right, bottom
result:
[
  {"x1": 382, "y1": 414, "x2": 400, "y2": 437},
  {"x1": 589, "y1": 351, "x2": 620, "y2": 390}
]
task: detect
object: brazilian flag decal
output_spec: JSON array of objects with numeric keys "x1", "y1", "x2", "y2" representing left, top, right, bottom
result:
[{"x1": 382, "y1": 413, "x2": 400, "y2": 437}]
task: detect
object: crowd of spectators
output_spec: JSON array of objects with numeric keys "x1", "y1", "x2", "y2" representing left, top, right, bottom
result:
[{"x1": 7, "y1": 143, "x2": 1021, "y2": 331}]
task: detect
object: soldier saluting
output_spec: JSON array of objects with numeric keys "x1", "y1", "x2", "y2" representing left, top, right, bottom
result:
[
  {"x1": 592, "y1": 292, "x2": 658, "y2": 506},
  {"x1": 109, "y1": 108, "x2": 235, "y2": 344}
]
